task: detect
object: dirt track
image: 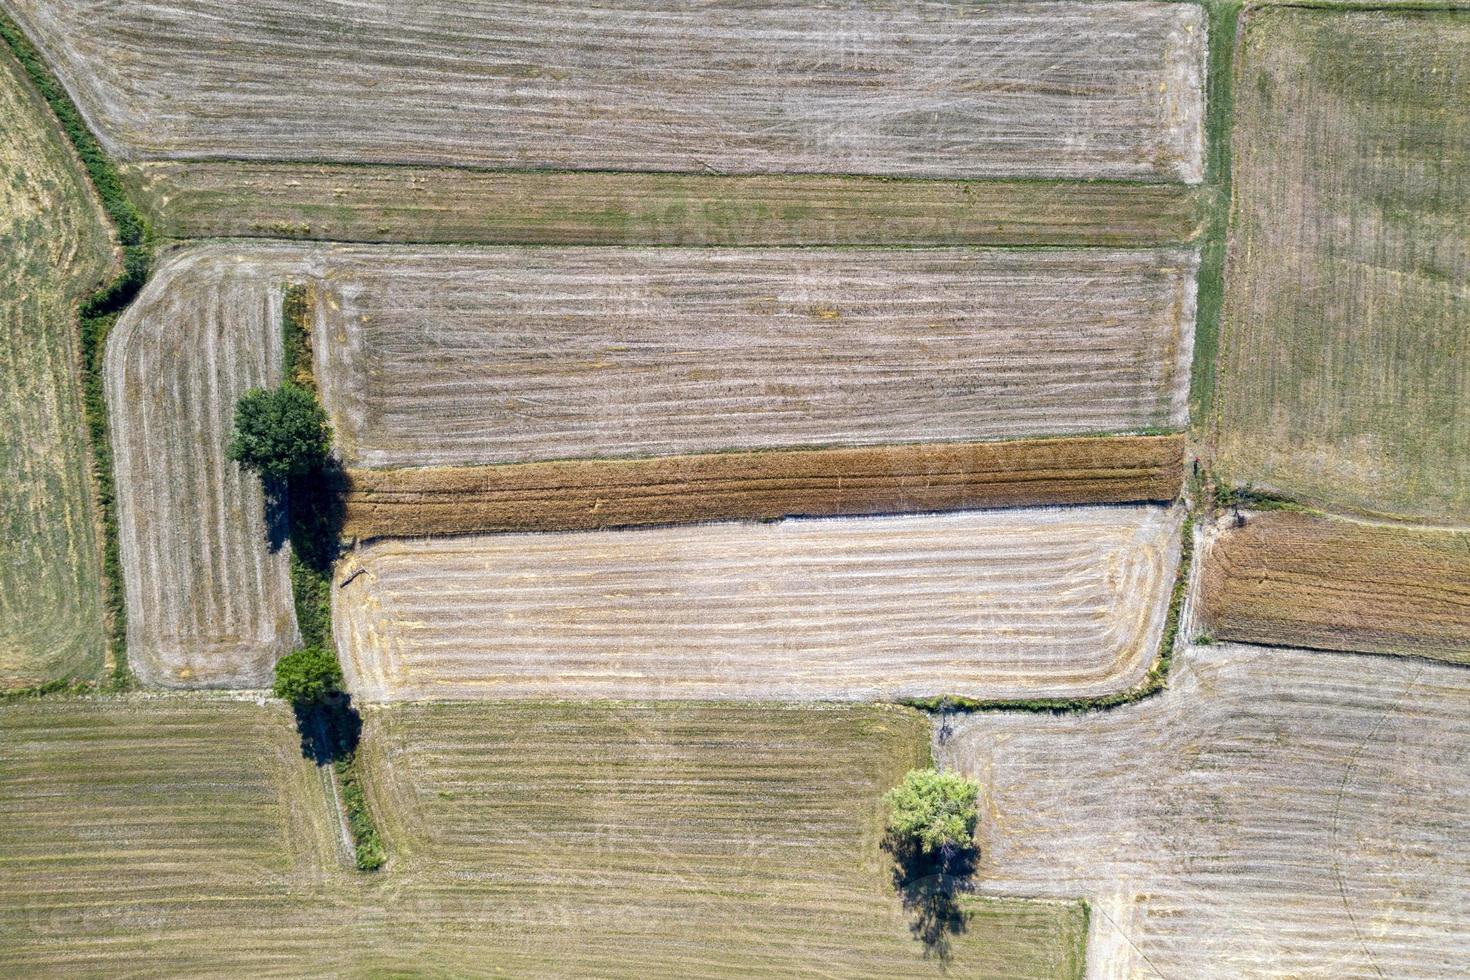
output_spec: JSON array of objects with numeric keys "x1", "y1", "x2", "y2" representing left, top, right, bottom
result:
[
  {"x1": 344, "y1": 435, "x2": 1184, "y2": 539},
  {"x1": 938, "y1": 642, "x2": 1470, "y2": 978},
  {"x1": 11, "y1": 0, "x2": 1204, "y2": 180},
  {"x1": 1200, "y1": 510, "x2": 1470, "y2": 663},
  {"x1": 334, "y1": 506, "x2": 1183, "y2": 703}
]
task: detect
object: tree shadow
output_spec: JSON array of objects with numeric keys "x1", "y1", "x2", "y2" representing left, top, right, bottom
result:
[
  {"x1": 886, "y1": 834, "x2": 979, "y2": 964},
  {"x1": 286, "y1": 458, "x2": 347, "y2": 575},
  {"x1": 292, "y1": 688, "x2": 362, "y2": 765},
  {"x1": 263, "y1": 477, "x2": 290, "y2": 553}
]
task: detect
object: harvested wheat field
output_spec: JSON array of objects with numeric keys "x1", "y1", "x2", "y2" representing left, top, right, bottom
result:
[
  {"x1": 334, "y1": 505, "x2": 1183, "y2": 703},
  {"x1": 1200, "y1": 509, "x2": 1470, "y2": 663},
  {"x1": 104, "y1": 248, "x2": 297, "y2": 687},
  {"x1": 0, "y1": 46, "x2": 112, "y2": 687},
  {"x1": 1214, "y1": 9, "x2": 1470, "y2": 523},
  {"x1": 938, "y1": 643, "x2": 1470, "y2": 978},
  {"x1": 0, "y1": 699, "x2": 1086, "y2": 978},
  {"x1": 306, "y1": 246, "x2": 1197, "y2": 467},
  {"x1": 0, "y1": 699, "x2": 354, "y2": 977},
  {"x1": 11, "y1": 0, "x2": 1204, "y2": 180},
  {"x1": 124, "y1": 162, "x2": 1207, "y2": 247},
  {"x1": 353, "y1": 701, "x2": 1087, "y2": 978},
  {"x1": 344, "y1": 434, "x2": 1185, "y2": 539},
  {"x1": 128, "y1": 243, "x2": 1197, "y2": 469}
]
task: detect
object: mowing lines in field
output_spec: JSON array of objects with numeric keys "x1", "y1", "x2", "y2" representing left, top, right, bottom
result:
[
  {"x1": 937, "y1": 643, "x2": 1470, "y2": 978},
  {"x1": 1200, "y1": 510, "x2": 1470, "y2": 663},
  {"x1": 356, "y1": 701, "x2": 1088, "y2": 978},
  {"x1": 334, "y1": 505, "x2": 1184, "y2": 702},
  {"x1": 307, "y1": 246, "x2": 1198, "y2": 467},
  {"x1": 1215, "y1": 10, "x2": 1470, "y2": 522},
  {"x1": 11, "y1": 0, "x2": 1205, "y2": 180},
  {"x1": 0, "y1": 47, "x2": 112, "y2": 686},
  {"x1": 105, "y1": 248, "x2": 299, "y2": 686}
]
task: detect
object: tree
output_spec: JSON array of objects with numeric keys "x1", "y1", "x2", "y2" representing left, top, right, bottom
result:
[
  {"x1": 883, "y1": 768, "x2": 981, "y2": 857},
  {"x1": 272, "y1": 646, "x2": 342, "y2": 707},
  {"x1": 228, "y1": 383, "x2": 332, "y2": 482}
]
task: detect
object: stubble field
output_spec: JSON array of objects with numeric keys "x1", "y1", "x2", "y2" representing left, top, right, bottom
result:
[
  {"x1": 1199, "y1": 509, "x2": 1470, "y2": 663},
  {"x1": 104, "y1": 247, "x2": 297, "y2": 688},
  {"x1": 10, "y1": 0, "x2": 1203, "y2": 180},
  {"x1": 0, "y1": 46, "x2": 111, "y2": 687},
  {"x1": 343, "y1": 434, "x2": 1184, "y2": 539},
  {"x1": 334, "y1": 506, "x2": 1183, "y2": 703},
  {"x1": 123, "y1": 162, "x2": 1207, "y2": 247},
  {"x1": 937, "y1": 643, "x2": 1470, "y2": 978},
  {"x1": 1213, "y1": 9, "x2": 1470, "y2": 522},
  {"x1": 0, "y1": 698, "x2": 1087, "y2": 978}
]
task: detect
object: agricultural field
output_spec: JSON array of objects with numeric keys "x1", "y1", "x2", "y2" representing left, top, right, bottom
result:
[
  {"x1": 11, "y1": 0, "x2": 1204, "y2": 180},
  {"x1": 1199, "y1": 509, "x2": 1470, "y2": 663},
  {"x1": 123, "y1": 162, "x2": 1206, "y2": 247},
  {"x1": 307, "y1": 245, "x2": 1197, "y2": 467},
  {"x1": 334, "y1": 506, "x2": 1183, "y2": 703},
  {"x1": 104, "y1": 247, "x2": 297, "y2": 688},
  {"x1": 344, "y1": 434, "x2": 1185, "y2": 539},
  {"x1": 0, "y1": 698, "x2": 1087, "y2": 978},
  {"x1": 0, "y1": 46, "x2": 111, "y2": 687},
  {"x1": 938, "y1": 643, "x2": 1470, "y2": 977},
  {"x1": 1213, "y1": 9, "x2": 1470, "y2": 523}
]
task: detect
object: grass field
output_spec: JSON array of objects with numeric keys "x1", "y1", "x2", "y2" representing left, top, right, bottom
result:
[
  {"x1": 344, "y1": 434, "x2": 1184, "y2": 539},
  {"x1": 1200, "y1": 509, "x2": 1470, "y2": 663},
  {"x1": 938, "y1": 642, "x2": 1470, "y2": 977},
  {"x1": 124, "y1": 162, "x2": 1207, "y2": 247},
  {"x1": 104, "y1": 247, "x2": 296, "y2": 688},
  {"x1": 0, "y1": 46, "x2": 112, "y2": 687},
  {"x1": 15, "y1": 0, "x2": 1202, "y2": 180},
  {"x1": 0, "y1": 699, "x2": 1087, "y2": 978},
  {"x1": 1213, "y1": 9, "x2": 1470, "y2": 523},
  {"x1": 334, "y1": 506, "x2": 1183, "y2": 703}
]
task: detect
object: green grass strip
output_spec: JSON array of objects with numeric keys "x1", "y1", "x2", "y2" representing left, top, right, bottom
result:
[{"x1": 0, "y1": 12, "x2": 154, "y2": 688}]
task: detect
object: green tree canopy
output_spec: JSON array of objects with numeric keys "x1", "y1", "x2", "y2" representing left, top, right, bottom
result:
[
  {"x1": 228, "y1": 383, "x2": 332, "y2": 482},
  {"x1": 883, "y1": 768, "x2": 981, "y2": 856},
  {"x1": 272, "y1": 646, "x2": 343, "y2": 707}
]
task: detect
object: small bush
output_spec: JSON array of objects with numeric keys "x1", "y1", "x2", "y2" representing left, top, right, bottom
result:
[
  {"x1": 883, "y1": 768, "x2": 981, "y2": 856},
  {"x1": 272, "y1": 646, "x2": 342, "y2": 707},
  {"x1": 229, "y1": 383, "x2": 332, "y2": 482}
]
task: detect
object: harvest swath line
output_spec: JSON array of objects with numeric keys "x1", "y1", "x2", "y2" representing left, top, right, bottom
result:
[
  {"x1": 938, "y1": 643, "x2": 1470, "y2": 978},
  {"x1": 334, "y1": 506, "x2": 1184, "y2": 703},
  {"x1": 10, "y1": 0, "x2": 1205, "y2": 180},
  {"x1": 124, "y1": 162, "x2": 1207, "y2": 247}
]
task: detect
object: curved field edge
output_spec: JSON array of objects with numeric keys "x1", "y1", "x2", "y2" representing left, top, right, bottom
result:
[
  {"x1": 123, "y1": 161, "x2": 1206, "y2": 247},
  {"x1": 0, "y1": 44, "x2": 111, "y2": 686},
  {"x1": 1199, "y1": 509, "x2": 1470, "y2": 662},
  {"x1": 935, "y1": 642, "x2": 1470, "y2": 977},
  {"x1": 333, "y1": 506, "x2": 1184, "y2": 704},
  {"x1": 343, "y1": 434, "x2": 1185, "y2": 539},
  {"x1": 0, "y1": 11, "x2": 152, "y2": 690}
]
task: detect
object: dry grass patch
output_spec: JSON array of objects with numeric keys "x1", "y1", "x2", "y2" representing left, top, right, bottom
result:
[
  {"x1": 345, "y1": 434, "x2": 1184, "y2": 539},
  {"x1": 105, "y1": 248, "x2": 297, "y2": 687},
  {"x1": 938, "y1": 643, "x2": 1470, "y2": 977},
  {"x1": 1200, "y1": 509, "x2": 1470, "y2": 663},
  {"x1": 0, "y1": 47, "x2": 112, "y2": 687},
  {"x1": 334, "y1": 506, "x2": 1183, "y2": 703},
  {"x1": 357, "y1": 701, "x2": 1087, "y2": 978},
  {"x1": 16, "y1": 0, "x2": 1202, "y2": 180},
  {"x1": 124, "y1": 162, "x2": 1206, "y2": 246},
  {"x1": 1214, "y1": 9, "x2": 1470, "y2": 522}
]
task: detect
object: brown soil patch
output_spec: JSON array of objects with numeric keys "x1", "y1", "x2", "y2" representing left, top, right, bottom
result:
[
  {"x1": 1200, "y1": 510, "x2": 1470, "y2": 662},
  {"x1": 344, "y1": 434, "x2": 1183, "y2": 539}
]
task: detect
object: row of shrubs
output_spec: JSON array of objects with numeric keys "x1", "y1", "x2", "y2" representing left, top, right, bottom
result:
[{"x1": 1, "y1": 13, "x2": 154, "y2": 688}]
